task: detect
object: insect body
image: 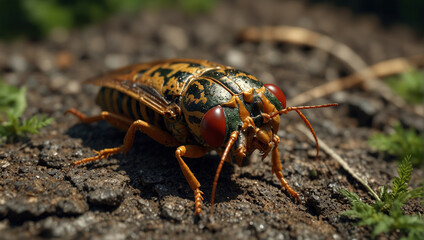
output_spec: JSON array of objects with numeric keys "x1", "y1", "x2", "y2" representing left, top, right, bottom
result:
[{"x1": 67, "y1": 58, "x2": 337, "y2": 215}]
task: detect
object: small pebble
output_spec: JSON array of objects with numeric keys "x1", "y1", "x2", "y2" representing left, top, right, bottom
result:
[
  {"x1": 9, "y1": 54, "x2": 28, "y2": 72},
  {"x1": 105, "y1": 54, "x2": 130, "y2": 69},
  {"x1": 64, "y1": 80, "x2": 82, "y2": 95},
  {"x1": 225, "y1": 49, "x2": 246, "y2": 68}
]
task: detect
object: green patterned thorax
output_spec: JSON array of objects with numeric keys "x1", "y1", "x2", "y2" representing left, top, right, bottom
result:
[
  {"x1": 201, "y1": 68, "x2": 263, "y2": 92},
  {"x1": 138, "y1": 60, "x2": 222, "y2": 102},
  {"x1": 181, "y1": 76, "x2": 233, "y2": 145},
  {"x1": 181, "y1": 67, "x2": 283, "y2": 147}
]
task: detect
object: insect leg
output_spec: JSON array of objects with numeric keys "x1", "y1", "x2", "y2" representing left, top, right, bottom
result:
[
  {"x1": 175, "y1": 145, "x2": 208, "y2": 215},
  {"x1": 68, "y1": 109, "x2": 180, "y2": 166},
  {"x1": 271, "y1": 135, "x2": 301, "y2": 203},
  {"x1": 66, "y1": 108, "x2": 133, "y2": 130}
]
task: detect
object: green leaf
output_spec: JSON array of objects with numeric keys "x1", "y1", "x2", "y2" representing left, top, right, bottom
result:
[
  {"x1": 368, "y1": 123, "x2": 423, "y2": 166},
  {"x1": 339, "y1": 189, "x2": 376, "y2": 219},
  {"x1": 0, "y1": 80, "x2": 54, "y2": 143},
  {"x1": 21, "y1": 114, "x2": 54, "y2": 134},
  {"x1": 392, "y1": 155, "x2": 413, "y2": 198},
  {"x1": 396, "y1": 215, "x2": 424, "y2": 240},
  {"x1": 385, "y1": 69, "x2": 424, "y2": 104},
  {"x1": 340, "y1": 189, "x2": 362, "y2": 204},
  {"x1": 339, "y1": 156, "x2": 424, "y2": 239},
  {"x1": 378, "y1": 185, "x2": 391, "y2": 202},
  {"x1": 371, "y1": 214, "x2": 393, "y2": 236},
  {"x1": 0, "y1": 81, "x2": 27, "y2": 118}
]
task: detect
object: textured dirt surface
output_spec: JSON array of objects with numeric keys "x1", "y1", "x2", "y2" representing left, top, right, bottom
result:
[{"x1": 0, "y1": 0, "x2": 423, "y2": 239}]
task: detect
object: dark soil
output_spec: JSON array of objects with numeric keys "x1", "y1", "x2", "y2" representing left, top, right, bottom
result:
[{"x1": 1, "y1": 0, "x2": 423, "y2": 239}]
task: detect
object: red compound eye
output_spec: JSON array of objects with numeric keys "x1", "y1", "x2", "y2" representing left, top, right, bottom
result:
[
  {"x1": 264, "y1": 84, "x2": 286, "y2": 109},
  {"x1": 201, "y1": 105, "x2": 226, "y2": 147}
]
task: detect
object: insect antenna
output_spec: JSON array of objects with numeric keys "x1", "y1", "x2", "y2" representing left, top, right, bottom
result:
[
  {"x1": 269, "y1": 103, "x2": 338, "y2": 160},
  {"x1": 210, "y1": 131, "x2": 239, "y2": 216},
  {"x1": 269, "y1": 103, "x2": 338, "y2": 118}
]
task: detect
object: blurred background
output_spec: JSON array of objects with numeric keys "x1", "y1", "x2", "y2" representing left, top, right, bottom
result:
[
  {"x1": 0, "y1": 0, "x2": 217, "y2": 40},
  {"x1": 310, "y1": 0, "x2": 424, "y2": 31},
  {"x1": 0, "y1": 0, "x2": 423, "y2": 40}
]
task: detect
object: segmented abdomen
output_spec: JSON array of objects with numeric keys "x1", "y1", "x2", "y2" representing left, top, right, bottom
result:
[{"x1": 96, "y1": 87, "x2": 166, "y2": 130}]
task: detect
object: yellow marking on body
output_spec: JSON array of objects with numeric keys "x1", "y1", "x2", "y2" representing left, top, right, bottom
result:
[
  {"x1": 132, "y1": 69, "x2": 143, "y2": 82},
  {"x1": 162, "y1": 62, "x2": 218, "y2": 96},
  {"x1": 184, "y1": 81, "x2": 207, "y2": 105},
  {"x1": 243, "y1": 88, "x2": 254, "y2": 103},
  {"x1": 214, "y1": 68, "x2": 227, "y2": 75},
  {"x1": 233, "y1": 71, "x2": 260, "y2": 82},
  {"x1": 131, "y1": 98, "x2": 141, "y2": 120},
  {"x1": 133, "y1": 60, "x2": 225, "y2": 98},
  {"x1": 256, "y1": 87, "x2": 277, "y2": 114},
  {"x1": 112, "y1": 90, "x2": 120, "y2": 114},
  {"x1": 256, "y1": 87, "x2": 280, "y2": 130},
  {"x1": 234, "y1": 96, "x2": 255, "y2": 130},
  {"x1": 221, "y1": 92, "x2": 255, "y2": 129},
  {"x1": 221, "y1": 95, "x2": 238, "y2": 108},
  {"x1": 166, "y1": 61, "x2": 220, "y2": 77},
  {"x1": 122, "y1": 95, "x2": 131, "y2": 118},
  {"x1": 150, "y1": 72, "x2": 166, "y2": 93},
  {"x1": 162, "y1": 76, "x2": 183, "y2": 97},
  {"x1": 137, "y1": 64, "x2": 163, "y2": 87},
  {"x1": 139, "y1": 102, "x2": 150, "y2": 123},
  {"x1": 166, "y1": 63, "x2": 192, "y2": 78},
  {"x1": 249, "y1": 75, "x2": 259, "y2": 81}
]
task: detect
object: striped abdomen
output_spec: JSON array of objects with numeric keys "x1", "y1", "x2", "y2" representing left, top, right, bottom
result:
[{"x1": 95, "y1": 87, "x2": 166, "y2": 130}]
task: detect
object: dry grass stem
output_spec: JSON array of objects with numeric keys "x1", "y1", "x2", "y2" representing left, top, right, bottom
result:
[
  {"x1": 240, "y1": 26, "x2": 424, "y2": 117},
  {"x1": 296, "y1": 124, "x2": 381, "y2": 202},
  {"x1": 289, "y1": 56, "x2": 424, "y2": 117},
  {"x1": 240, "y1": 26, "x2": 376, "y2": 83}
]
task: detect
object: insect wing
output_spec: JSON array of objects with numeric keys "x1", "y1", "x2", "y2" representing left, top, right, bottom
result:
[{"x1": 85, "y1": 61, "x2": 180, "y2": 119}]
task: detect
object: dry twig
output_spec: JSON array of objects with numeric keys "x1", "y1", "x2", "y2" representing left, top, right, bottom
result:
[
  {"x1": 289, "y1": 56, "x2": 424, "y2": 118},
  {"x1": 296, "y1": 124, "x2": 381, "y2": 202},
  {"x1": 240, "y1": 26, "x2": 424, "y2": 117},
  {"x1": 240, "y1": 26, "x2": 376, "y2": 81}
]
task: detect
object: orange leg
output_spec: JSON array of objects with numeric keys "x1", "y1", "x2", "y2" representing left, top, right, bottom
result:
[
  {"x1": 175, "y1": 145, "x2": 208, "y2": 215},
  {"x1": 66, "y1": 108, "x2": 180, "y2": 166},
  {"x1": 66, "y1": 108, "x2": 133, "y2": 130},
  {"x1": 272, "y1": 135, "x2": 301, "y2": 203}
]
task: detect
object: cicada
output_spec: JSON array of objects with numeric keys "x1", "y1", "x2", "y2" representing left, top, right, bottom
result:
[{"x1": 67, "y1": 58, "x2": 337, "y2": 215}]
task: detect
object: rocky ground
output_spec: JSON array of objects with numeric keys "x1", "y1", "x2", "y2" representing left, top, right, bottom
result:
[{"x1": 0, "y1": 0, "x2": 423, "y2": 239}]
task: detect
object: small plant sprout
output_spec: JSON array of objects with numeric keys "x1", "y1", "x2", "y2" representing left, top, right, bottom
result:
[
  {"x1": 340, "y1": 156, "x2": 424, "y2": 239},
  {"x1": 385, "y1": 69, "x2": 423, "y2": 105},
  {"x1": 0, "y1": 80, "x2": 53, "y2": 143},
  {"x1": 369, "y1": 122, "x2": 423, "y2": 166}
]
